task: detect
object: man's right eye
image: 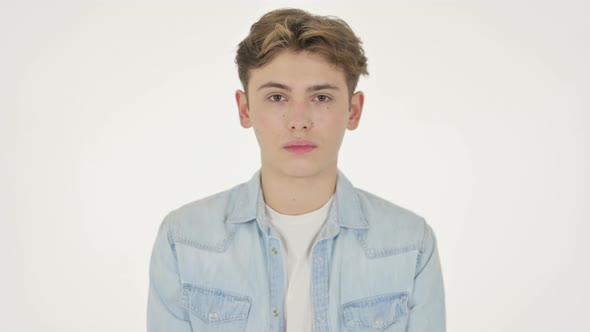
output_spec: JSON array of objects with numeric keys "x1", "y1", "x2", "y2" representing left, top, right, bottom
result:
[{"x1": 269, "y1": 95, "x2": 286, "y2": 102}]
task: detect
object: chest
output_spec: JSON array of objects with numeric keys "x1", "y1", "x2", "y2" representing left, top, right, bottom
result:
[{"x1": 173, "y1": 223, "x2": 418, "y2": 331}]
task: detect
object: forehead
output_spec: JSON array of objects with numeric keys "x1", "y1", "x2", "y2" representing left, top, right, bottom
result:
[{"x1": 248, "y1": 50, "x2": 347, "y2": 91}]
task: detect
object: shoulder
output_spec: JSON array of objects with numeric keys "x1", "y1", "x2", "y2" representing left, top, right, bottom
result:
[
  {"x1": 159, "y1": 182, "x2": 245, "y2": 252},
  {"x1": 354, "y1": 188, "x2": 433, "y2": 257}
]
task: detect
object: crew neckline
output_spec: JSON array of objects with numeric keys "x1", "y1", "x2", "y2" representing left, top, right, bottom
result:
[{"x1": 265, "y1": 195, "x2": 334, "y2": 225}]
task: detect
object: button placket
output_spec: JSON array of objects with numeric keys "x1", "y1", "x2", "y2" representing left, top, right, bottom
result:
[
  {"x1": 267, "y1": 237, "x2": 285, "y2": 331},
  {"x1": 311, "y1": 240, "x2": 330, "y2": 332}
]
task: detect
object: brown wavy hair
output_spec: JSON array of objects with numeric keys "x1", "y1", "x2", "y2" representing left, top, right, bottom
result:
[{"x1": 235, "y1": 8, "x2": 369, "y2": 97}]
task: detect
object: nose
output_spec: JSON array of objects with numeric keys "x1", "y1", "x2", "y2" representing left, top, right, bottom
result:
[{"x1": 287, "y1": 101, "x2": 314, "y2": 131}]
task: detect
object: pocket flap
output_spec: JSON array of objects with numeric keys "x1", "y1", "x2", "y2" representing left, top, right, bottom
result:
[
  {"x1": 181, "y1": 284, "x2": 252, "y2": 323},
  {"x1": 342, "y1": 292, "x2": 409, "y2": 329}
]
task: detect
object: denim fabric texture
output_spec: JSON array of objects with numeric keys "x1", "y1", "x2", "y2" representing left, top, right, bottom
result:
[{"x1": 147, "y1": 169, "x2": 446, "y2": 331}]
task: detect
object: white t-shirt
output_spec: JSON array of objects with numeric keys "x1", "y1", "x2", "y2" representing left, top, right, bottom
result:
[{"x1": 265, "y1": 195, "x2": 334, "y2": 332}]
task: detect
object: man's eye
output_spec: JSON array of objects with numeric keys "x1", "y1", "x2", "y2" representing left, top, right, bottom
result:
[
  {"x1": 269, "y1": 95, "x2": 285, "y2": 102},
  {"x1": 316, "y1": 95, "x2": 331, "y2": 102}
]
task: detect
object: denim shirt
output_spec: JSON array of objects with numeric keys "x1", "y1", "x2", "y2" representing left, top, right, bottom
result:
[{"x1": 147, "y1": 169, "x2": 446, "y2": 331}]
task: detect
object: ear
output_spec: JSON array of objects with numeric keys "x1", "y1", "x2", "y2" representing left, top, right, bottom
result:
[
  {"x1": 347, "y1": 91, "x2": 364, "y2": 130},
  {"x1": 235, "y1": 90, "x2": 252, "y2": 128}
]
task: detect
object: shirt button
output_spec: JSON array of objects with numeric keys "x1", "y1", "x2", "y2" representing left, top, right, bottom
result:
[
  {"x1": 272, "y1": 309, "x2": 279, "y2": 317},
  {"x1": 271, "y1": 247, "x2": 278, "y2": 255},
  {"x1": 314, "y1": 256, "x2": 322, "y2": 263},
  {"x1": 374, "y1": 317, "x2": 384, "y2": 328},
  {"x1": 208, "y1": 312, "x2": 218, "y2": 321}
]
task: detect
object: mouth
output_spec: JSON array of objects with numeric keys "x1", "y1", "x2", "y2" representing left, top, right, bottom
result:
[
  {"x1": 284, "y1": 145, "x2": 316, "y2": 153},
  {"x1": 284, "y1": 140, "x2": 317, "y2": 154}
]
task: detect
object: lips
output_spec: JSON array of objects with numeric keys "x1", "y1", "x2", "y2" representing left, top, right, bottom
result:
[
  {"x1": 284, "y1": 140, "x2": 317, "y2": 154},
  {"x1": 284, "y1": 140, "x2": 316, "y2": 148}
]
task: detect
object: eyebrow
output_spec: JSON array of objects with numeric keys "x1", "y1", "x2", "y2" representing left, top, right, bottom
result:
[{"x1": 257, "y1": 81, "x2": 340, "y2": 93}]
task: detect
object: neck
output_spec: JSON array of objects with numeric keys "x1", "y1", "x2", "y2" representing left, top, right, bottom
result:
[{"x1": 260, "y1": 165, "x2": 337, "y2": 216}]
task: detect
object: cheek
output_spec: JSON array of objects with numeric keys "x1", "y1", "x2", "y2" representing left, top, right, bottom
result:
[
  {"x1": 318, "y1": 113, "x2": 349, "y2": 137},
  {"x1": 252, "y1": 116, "x2": 282, "y2": 144}
]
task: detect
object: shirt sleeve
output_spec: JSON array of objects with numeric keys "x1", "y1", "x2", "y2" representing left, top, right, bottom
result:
[
  {"x1": 406, "y1": 222, "x2": 447, "y2": 331},
  {"x1": 147, "y1": 213, "x2": 193, "y2": 332}
]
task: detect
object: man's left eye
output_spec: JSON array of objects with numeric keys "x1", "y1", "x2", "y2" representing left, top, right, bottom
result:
[{"x1": 316, "y1": 95, "x2": 331, "y2": 102}]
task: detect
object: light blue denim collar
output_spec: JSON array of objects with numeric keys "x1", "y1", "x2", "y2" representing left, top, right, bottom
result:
[{"x1": 226, "y1": 169, "x2": 369, "y2": 236}]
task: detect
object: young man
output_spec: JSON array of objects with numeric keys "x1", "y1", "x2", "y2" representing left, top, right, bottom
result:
[{"x1": 147, "y1": 8, "x2": 446, "y2": 332}]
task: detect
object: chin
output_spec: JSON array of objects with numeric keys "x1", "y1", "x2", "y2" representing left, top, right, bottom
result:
[
  {"x1": 282, "y1": 168, "x2": 317, "y2": 178},
  {"x1": 261, "y1": 153, "x2": 335, "y2": 179},
  {"x1": 277, "y1": 161, "x2": 330, "y2": 179}
]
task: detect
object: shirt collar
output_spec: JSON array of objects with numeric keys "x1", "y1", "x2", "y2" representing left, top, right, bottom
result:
[{"x1": 226, "y1": 169, "x2": 369, "y2": 230}]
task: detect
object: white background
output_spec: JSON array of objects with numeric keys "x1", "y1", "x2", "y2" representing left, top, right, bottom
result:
[{"x1": 1, "y1": 0, "x2": 588, "y2": 331}]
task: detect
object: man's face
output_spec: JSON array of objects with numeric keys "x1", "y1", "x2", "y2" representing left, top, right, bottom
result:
[{"x1": 235, "y1": 50, "x2": 364, "y2": 179}]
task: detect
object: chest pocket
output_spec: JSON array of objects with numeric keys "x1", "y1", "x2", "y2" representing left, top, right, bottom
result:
[
  {"x1": 341, "y1": 292, "x2": 409, "y2": 331},
  {"x1": 181, "y1": 283, "x2": 251, "y2": 330}
]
